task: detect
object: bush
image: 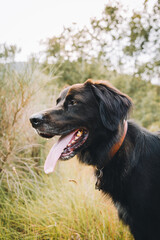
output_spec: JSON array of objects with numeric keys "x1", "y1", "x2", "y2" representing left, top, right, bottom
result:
[{"x1": 0, "y1": 62, "x2": 53, "y2": 193}]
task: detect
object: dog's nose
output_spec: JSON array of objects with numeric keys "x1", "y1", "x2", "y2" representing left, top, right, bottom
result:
[{"x1": 30, "y1": 113, "x2": 44, "y2": 128}]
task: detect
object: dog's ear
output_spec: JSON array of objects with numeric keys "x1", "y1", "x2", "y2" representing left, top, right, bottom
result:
[{"x1": 86, "y1": 80, "x2": 132, "y2": 131}]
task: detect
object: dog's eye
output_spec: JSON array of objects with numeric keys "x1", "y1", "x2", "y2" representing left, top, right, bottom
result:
[{"x1": 68, "y1": 99, "x2": 77, "y2": 106}]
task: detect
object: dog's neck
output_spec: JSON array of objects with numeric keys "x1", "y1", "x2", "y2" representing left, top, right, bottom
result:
[
  {"x1": 95, "y1": 120, "x2": 128, "y2": 190},
  {"x1": 109, "y1": 120, "x2": 128, "y2": 159}
]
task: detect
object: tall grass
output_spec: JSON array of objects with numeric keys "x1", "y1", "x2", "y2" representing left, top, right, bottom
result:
[
  {"x1": 0, "y1": 160, "x2": 132, "y2": 239},
  {"x1": 0, "y1": 64, "x2": 133, "y2": 239},
  {"x1": 0, "y1": 62, "x2": 56, "y2": 191}
]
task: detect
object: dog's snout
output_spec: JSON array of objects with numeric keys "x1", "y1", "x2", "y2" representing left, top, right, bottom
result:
[{"x1": 30, "y1": 113, "x2": 44, "y2": 128}]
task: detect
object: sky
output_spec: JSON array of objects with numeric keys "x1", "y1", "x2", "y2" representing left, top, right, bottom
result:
[{"x1": 0, "y1": 0, "x2": 154, "y2": 61}]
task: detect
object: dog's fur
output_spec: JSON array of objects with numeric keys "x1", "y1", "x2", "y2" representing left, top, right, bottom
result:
[{"x1": 30, "y1": 79, "x2": 160, "y2": 240}]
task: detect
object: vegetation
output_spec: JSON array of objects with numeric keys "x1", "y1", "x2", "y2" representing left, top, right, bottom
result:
[
  {"x1": 43, "y1": 0, "x2": 160, "y2": 82},
  {"x1": 0, "y1": 160, "x2": 133, "y2": 239},
  {"x1": 0, "y1": 0, "x2": 160, "y2": 239}
]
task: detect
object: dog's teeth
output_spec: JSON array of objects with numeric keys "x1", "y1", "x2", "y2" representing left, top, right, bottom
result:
[
  {"x1": 71, "y1": 140, "x2": 75, "y2": 144},
  {"x1": 77, "y1": 131, "x2": 82, "y2": 137},
  {"x1": 75, "y1": 136, "x2": 79, "y2": 140}
]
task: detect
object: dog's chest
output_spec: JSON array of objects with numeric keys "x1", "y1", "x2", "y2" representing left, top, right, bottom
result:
[{"x1": 115, "y1": 201, "x2": 130, "y2": 225}]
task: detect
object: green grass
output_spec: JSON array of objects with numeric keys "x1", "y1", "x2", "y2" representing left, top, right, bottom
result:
[{"x1": 0, "y1": 159, "x2": 133, "y2": 240}]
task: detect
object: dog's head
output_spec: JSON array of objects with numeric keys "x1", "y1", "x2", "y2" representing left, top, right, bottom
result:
[{"x1": 30, "y1": 79, "x2": 132, "y2": 172}]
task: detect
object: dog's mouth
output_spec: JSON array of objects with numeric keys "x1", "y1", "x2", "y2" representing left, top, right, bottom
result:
[
  {"x1": 60, "y1": 129, "x2": 88, "y2": 159},
  {"x1": 44, "y1": 128, "x2": 89, "y2": 174}
]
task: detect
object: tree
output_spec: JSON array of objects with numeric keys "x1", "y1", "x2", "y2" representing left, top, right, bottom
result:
[
  {"x1": 43, "y1": 0, "x2": 160, "y2": 84},
  {"x1": 123, "y1": 0, "x2": 160, "y2": 81}
]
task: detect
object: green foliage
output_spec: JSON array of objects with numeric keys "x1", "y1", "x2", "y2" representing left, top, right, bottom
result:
[
  {"x1": 43, "y1": 0, "x2": 160, "y2": 82},
  {"x1": 43, "y1": 58, "x2": 111, "y2": 86},
  {"x1": 111, "y1": 74, "x2": 160, "y2": 129},
  {"x1": 123, "y1": 1, "x2": 160, "y2": 79}
]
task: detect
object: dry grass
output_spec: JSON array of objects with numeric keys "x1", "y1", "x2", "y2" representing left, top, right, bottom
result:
[
  {"x1": 0, "y1": 63, "x2": 56, "y2": 191},
  {"x1": 0, "y1": 159, "x2": 133, "y2": 240}
]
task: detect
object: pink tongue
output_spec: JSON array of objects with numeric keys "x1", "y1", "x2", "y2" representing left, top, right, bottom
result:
[{"x1": 44, "y1": 131, "x2": 76, "y2": 174}]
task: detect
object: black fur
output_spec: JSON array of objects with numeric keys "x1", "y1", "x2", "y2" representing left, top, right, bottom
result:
[{"x1": 30, "y1": 79, "x2": 160, "y2": 240}]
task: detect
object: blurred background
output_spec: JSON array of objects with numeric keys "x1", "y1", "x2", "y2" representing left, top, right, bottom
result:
[{"x1": 0, "y1": 0, "x2": 160, "y2": 239}]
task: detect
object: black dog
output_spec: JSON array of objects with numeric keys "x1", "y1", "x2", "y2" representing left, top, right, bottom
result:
[{"x1": 30, "y1": 79, "x2": 160, "y2": 240}]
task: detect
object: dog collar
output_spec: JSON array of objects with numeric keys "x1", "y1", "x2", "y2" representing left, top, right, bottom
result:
[
  {"x1": 109, "y1": 120, "x2": 128, "y2": 159},
  {"x1": 95, "y1": 120, "x2": 128, "y2": 191}
]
